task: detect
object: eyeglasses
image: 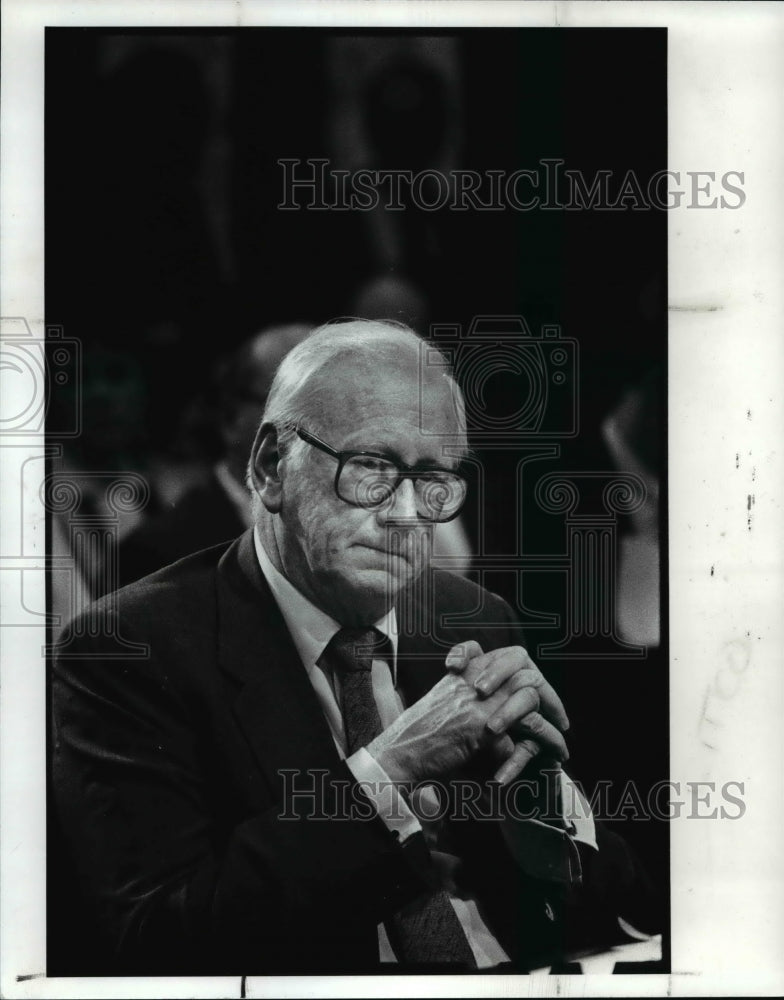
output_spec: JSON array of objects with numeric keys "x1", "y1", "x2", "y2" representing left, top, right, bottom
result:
[{"x1": 294, "y1": 425, "x2": 467, "y2": 523}]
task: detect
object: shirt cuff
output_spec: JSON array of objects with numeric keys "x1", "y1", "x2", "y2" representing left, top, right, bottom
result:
[
  {"x1": 560, "y1": 771, "x2": 598, "y2": 851},
  {"x1": 500, "y1": 817, "x2": 584, "y2": 885},
  {"x1": 345, "y1": 747, "x2": 422, "y2": 844},
  {"x1": 498, "y1": 771, "x2": 597, "y2": 884}
]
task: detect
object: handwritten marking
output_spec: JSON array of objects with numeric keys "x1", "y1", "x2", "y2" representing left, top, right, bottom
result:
[
  {"x1": 699, "y1": 639, "x2": 751, "y2": 749},
  {"x1": 669, "y1": 304, "x2": 723, "y2": 313}
]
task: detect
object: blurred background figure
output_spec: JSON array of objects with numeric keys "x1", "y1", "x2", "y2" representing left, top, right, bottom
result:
[
  {"x1": 327, "y1": 36, "x2": 462, "y2": 332},
  {"x1": 601, "y1": 365, "x2": 661, "y2": 648},
  {"x1": 115, "y1": 322, "x2": 313, "y2": 589},
  {"x1": 350, "y1": 274, "x2": 430, "y2": 334},
  {"x1": 47, "y1": 346, "x2": 157, "y2": 631},
  {"x1": 50, "y1": 511, "x2": 94, "y2": 645}
]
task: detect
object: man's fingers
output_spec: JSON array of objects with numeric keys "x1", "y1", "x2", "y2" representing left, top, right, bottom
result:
[
  {"x1": 474, "y1": 649, "x2": 569, "y2": 732},
  {"x1": 444, "y1": 640, "x2": 484, "y2": 672},
  {"x1": 452, "y1": 643, "x2": 570, "y2": 734},
  {"x1": 493, "y1": 739, "x2": 540, "y2": 785},
  {"x1": 505, "y1": 669, "x2": 569, "y2": 733},
  {"x1": 484, "y1": 685, "x2": 540, "y2": 736},
  {"x1": 512, "y1": 711, "x2": 569, "y2": 762},
  {"x1": 489, "y1": 732, "x2": 516, "y2": 762},
  {"x1": 468, "y1": 646, "x2": 529, "y2": 694},
  {"x1": 486, "y1": 692, "x2": 569, "y2": 761}
]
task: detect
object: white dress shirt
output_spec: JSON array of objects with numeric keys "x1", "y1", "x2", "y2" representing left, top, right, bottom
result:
[{"x1": 253, "y1": 527, "x2": 595, "y2": 967}]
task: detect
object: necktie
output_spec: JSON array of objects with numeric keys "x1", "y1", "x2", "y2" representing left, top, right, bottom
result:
[{"x1": 323, "y1": 627, "x2": 477, "y2": 968}]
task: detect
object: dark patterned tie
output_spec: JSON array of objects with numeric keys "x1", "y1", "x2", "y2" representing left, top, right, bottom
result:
[{"x1": 322, "y1": 627, "x2": 476, "y2": 968}]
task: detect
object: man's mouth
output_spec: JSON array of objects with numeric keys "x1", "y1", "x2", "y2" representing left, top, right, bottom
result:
[
  {"x1": 361, "y1": 543, "x2": 406, "y2": 556},
  {"x1": 358, "y1": 541, "x2": 414, "y2": 564}
]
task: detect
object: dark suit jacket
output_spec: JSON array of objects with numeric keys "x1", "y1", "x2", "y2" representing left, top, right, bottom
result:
[
  {"x1": 114, "y1": 472, "x2": 245, "y2": 593},
  {"x1": 51, "y1": 530, "x2": 659, "y2": 975}
]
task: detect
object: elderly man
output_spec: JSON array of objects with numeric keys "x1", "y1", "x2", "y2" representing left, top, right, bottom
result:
[
  {"x1": 115, "y1": 320, "x2": 472, "y2": 591},
  {"x1": 52, "y1": 319, "x2": 658, "y2": 975}
]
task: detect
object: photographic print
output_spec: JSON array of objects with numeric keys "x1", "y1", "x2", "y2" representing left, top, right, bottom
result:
[{"x1": 1, "y1": 3, "x2": 781, "y2": 998}]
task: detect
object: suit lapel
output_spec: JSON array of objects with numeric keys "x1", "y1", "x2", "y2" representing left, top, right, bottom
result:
[{"x1": 215, "y1": 530, "x2": 343, "y2": 798}]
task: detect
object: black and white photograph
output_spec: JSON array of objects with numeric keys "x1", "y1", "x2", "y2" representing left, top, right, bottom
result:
[{"x1": 1, "y1": 2, "x2": 782, "y2": 997}]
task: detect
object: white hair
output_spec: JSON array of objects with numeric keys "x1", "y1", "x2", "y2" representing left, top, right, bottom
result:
[{"x1": 246, "y1": 317, "x2": 467, "y2": 510}]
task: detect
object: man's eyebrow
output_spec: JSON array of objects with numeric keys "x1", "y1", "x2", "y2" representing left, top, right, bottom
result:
[
  {"x1": 409, "y1": 456, "x2": 460, "y2": 472},
  {"x1": 354, "y1": 443, "x2": 460, "y2": 471},
  {"x1": 348, "y1": 441, "x2": 401, "y2": 460}
]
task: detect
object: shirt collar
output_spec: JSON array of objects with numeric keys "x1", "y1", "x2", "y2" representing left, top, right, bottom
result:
[{"x1": 253, "y1": 526, "x2": 398, "y2": 682}]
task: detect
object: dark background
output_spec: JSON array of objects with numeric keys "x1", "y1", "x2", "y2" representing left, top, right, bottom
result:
[{"x1": 46, "y1": 27, "x2": 668, "y2": 972}]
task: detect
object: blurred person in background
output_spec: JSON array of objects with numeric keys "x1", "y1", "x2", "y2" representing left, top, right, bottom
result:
[
  {"x1": 116, "y1": 323, "x2": 313, "y2": 590},
  {"x1": 601, "y1": 366, "x2": 661, "y2": 649}
]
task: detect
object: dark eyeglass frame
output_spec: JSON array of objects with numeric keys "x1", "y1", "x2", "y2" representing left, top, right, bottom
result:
[{"x1": 294, "y1": 424, "x2": 467, "y2": 523}]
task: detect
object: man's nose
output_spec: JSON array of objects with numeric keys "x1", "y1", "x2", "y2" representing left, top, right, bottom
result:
[{"x1": 377, "y1": 477, "x2": 420, "y2": 522}]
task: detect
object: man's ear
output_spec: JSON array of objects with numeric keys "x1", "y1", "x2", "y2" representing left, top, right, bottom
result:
[{"x1": 249, "y1": 421, "x2": 283, "y2": 514}]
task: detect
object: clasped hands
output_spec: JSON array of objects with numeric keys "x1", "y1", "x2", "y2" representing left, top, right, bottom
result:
[{"x1": 368, "y1": 641, "x2": 570, "y2": 787}]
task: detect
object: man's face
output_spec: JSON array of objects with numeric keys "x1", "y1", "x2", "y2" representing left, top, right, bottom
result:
[{"x1": 270, "y1": 354, "x2": 463, "y2": 625}]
